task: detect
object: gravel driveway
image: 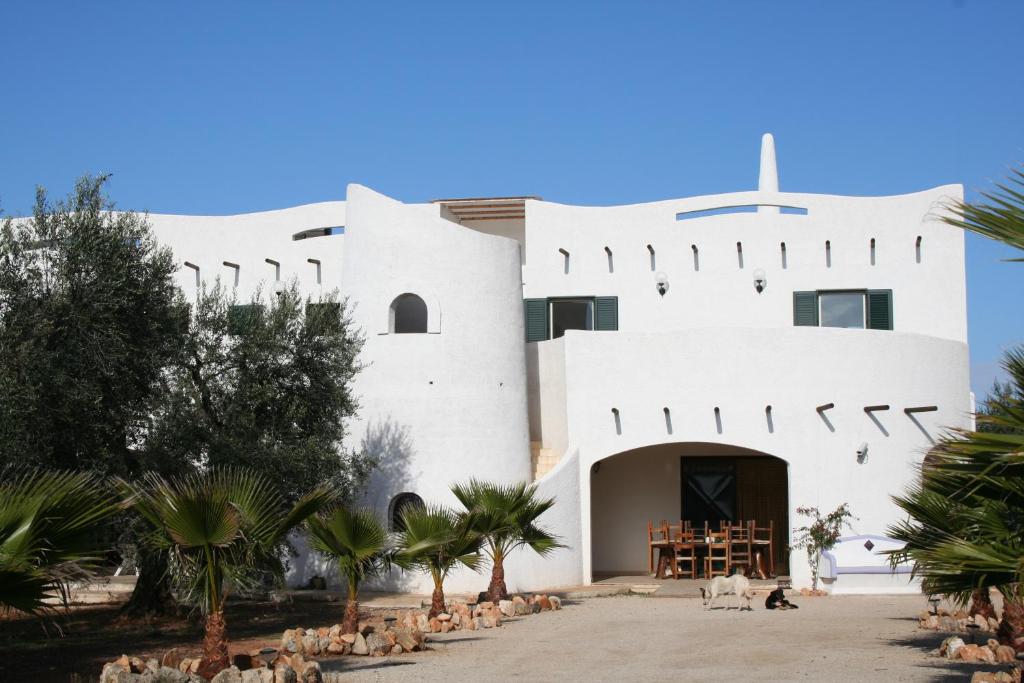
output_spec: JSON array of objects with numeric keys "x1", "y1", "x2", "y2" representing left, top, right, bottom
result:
[{"x1": 318, "y1": 594, "x2": 1002, "y2": 682}]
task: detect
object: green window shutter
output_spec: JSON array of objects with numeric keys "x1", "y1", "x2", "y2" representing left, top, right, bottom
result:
[
  {"x1": 594, "y1": 296, "x2": 618, "y2": 331},
  {"x1": 524, "y1": 298, "x2": 549, "y2": 342},
  {"x1": 227, "y1": 304, "x2": 263, "y2": 335},
  {"x1": 866, "y1": 289, "x2": 893, "y2": 330},
  {"x1": 793, "y1": 291, "x2": 818, "y2": 326}
]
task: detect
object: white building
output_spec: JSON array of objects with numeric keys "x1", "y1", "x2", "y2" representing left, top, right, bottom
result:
[{"x1": 147, "y1": 135, "x2": 970, "y2": 595}]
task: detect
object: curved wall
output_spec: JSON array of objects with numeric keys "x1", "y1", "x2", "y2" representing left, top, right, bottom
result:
[{"x1": 342, "y1": 185, "x2": 532, "y2": 592}]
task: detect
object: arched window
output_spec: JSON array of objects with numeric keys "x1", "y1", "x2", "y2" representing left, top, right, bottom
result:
[
  {"x1": 389, "y1": 492, "x2": 424, "y2": 532},
  {"x1": 390, "y1": 294, "x2": 428, "y2": 333}
]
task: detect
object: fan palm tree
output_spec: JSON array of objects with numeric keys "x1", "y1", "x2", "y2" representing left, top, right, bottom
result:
[
  {"x1": 451, "y1": 479, "x2": 563, "y2": 602},
  {"x1": 394, "y1": 504, "x2": 482, "y2": 618},
  {"x1": 0, "y1": 470, "x2": 121, "y2": 617},
  {"x1": 888, "y1": 348, "x2": 1024, "y2": 652},
  {"x1": 307, "y1": 505, "x2": 389, "y2": 634},
  {"x1": 126, "y1": 468, "x2": 333, "y2": 677},
  {"x1": 942, "y1": 165, "x2": 1024, "y2": 253}
]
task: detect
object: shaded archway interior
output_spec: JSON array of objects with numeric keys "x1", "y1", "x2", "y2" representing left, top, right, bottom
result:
[{"x1": 590, "y1": 442, "x2": 789, "y2": 579}]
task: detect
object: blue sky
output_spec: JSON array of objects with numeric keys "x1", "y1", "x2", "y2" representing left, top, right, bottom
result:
[{"x1": 1, "y1": 1, "x2": 1021, "y2": 398}]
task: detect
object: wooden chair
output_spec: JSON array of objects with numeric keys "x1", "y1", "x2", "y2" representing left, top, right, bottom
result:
[
  {"x1": 672, "y1": 529, "x2": 698, "y2": 579},
  {"x1": 647, "y1": 520, "x2": 668, "y2": 575},
  {"x1": 751, "y1": 520, "x2": 775, "y2": 578},
  {"x1": 726, "y1": 522, "x2": 753, "y2": 576},
  {"x1": 704, "y1": 530, "x2": 730, "y2": 578}
]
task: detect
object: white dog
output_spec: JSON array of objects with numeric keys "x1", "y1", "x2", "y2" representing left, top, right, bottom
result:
[{"x1": 700, "y1": 571, "x2": 755, "y2": 610}]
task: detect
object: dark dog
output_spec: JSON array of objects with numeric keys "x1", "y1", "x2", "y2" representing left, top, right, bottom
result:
[{"x1": 765, "y1": 588, "x2": 799, "y2": 610}]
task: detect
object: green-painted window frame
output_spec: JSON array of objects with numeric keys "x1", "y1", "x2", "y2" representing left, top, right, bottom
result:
[
  {"x1": 792, "y1": 289, "x2": 893, "y2": 330},
  {"x1": 524, "y1": 296, "x2": 618, "y2": 341}
]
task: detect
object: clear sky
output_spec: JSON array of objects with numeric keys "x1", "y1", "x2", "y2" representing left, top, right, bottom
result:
[{"x1": 1, "y1": 1, "x2": 1021, "y2": 398}]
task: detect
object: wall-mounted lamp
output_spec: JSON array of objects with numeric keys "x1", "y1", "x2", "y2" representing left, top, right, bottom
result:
[
  {"x1": 654, "y1": 271, "x2": 669, "y2": 297},
  {"x1": 856, "y1": 442, "x2": 869, "y2": 464},
  {"x1": 753, "y1": 268, "x2": 767, "y2": 294}
]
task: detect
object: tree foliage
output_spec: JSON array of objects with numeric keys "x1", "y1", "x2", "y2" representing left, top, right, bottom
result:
[
  {"x1": 306, "y1": 506, "x2": 390, "y2": 633},
  {"x1": 144, "y1": 281, "x2": 370, "y2": 505},
  {"x1": 0, "y1": 470, "x2": 122, "y2": 616},
  {"x1": 792, "y1": 503, "x2": 855, "y2": 591},
  {"x1": 450, "y1": 479, "x2": 562, "y2": 602},
  {"x1": 942, "y1": 165, "x2": 1024, "y2": 254},
  {"x1": 0, "y1": 176, "x2": 186, "y2": 476},
  {"x1": 125, "y1": 468, "x2": 333, "y2": 676}
]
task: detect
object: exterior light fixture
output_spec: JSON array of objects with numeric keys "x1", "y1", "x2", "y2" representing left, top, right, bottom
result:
[
  {"x1": 928, "y1": 595, "x2": 940, "y2": 616},
  {"x1": 856, "y1": 442, "x2": 869, "y2": 464},
  {"x1": 654, "y1": 272, "x2": 669, "y2": 296},
  {"x1": 753, "y1": 268, "x2": 767, "y2": 293}
]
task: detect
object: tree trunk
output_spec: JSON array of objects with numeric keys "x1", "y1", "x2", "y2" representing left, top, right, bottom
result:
[
  {"x1": 121, "y1": 547, "x2": 179, "y2": 617},
  {"x1": 486, "y1": 553, "x2": 508, "y2": 603},
  {"x1": 997, "y1": 595, "x2": 1024, "y2": 653},
  {"x1": 969, "y1": 588, "x2": 997, "y2": 622},
  {"x1": 428, "y1": 583, "x2": 445, "y2": 619},
  {"x1": 342, "y1": 579, "x2": 360, "y2": 634},
  {"x1": 197, "y1": 609, "x2": 230, "y2": 679}
]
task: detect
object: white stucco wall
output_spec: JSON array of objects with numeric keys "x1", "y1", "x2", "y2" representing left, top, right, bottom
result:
[
  {"x1": 340, "y1": 185, "x2": 533, "y2": 593},
  {"x1": 522, "y1": 186, "x2": 966, "y2": 343},
  {"x1": 532, "y1": 327, "x2": 969, "y2": 589},
  {"x1": 147, "y1": 201, "x2": 347, "y2": 301},
  {"x1": 138, "y1": 167, "x2": 970, "y2": 596}
]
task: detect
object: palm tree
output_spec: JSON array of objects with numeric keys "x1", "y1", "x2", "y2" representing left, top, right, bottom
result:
[
  {"x1": 394, "y1": 504, "x2": 482, "y2": 618},
  {"x1": 307, "y1": 506, "x2": 389, "y2": 634},
  {"x1": 126, "y1": 468, "x2": 332, "y2": 677},
  {"x1": 0, "y1": 470, "x2": 121, "y2": 617},
  {"x1": 888, "y1": 348, "x2": 1024, "y2": 652},
  {"x1": 942, "y1": 165, "x2": 1024, "y2": 253},
  {"x1": 451, "y1": 479, "x2": 563, "y2": 602}
]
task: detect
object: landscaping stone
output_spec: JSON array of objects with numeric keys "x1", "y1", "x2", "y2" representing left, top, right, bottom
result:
[
  {"x1": 392, "y1": 626, "x2": 421, "y2": 652},
  {"x1": 300, "y1": 634, "x2": 319, "y2": 655},
  {"x1": 498, "y1": 600, "x2": 515, "y2": 617},
  {"x1": 416, "y1": 614, "x2": 430, "y2": 632},
  {"x1": 940, "y1": 636, "x2": 965, "y2": 659},
  {"x1": 281, "y1": 629, "x2": 298, "y2": 653},
  {"x1": 326, "y1": 641, "x2": 349, "y2": 655},
  {"x1": 241, "y1": 669, "x2": 275, "y2": 683},
  {"x1": 537, "y1": 596, "x2": 552, "y2": 611},
  {"x1": 436, "y1": 612, "x2": 452, "y2": 621},
  {"x1": 299, "y1": 661, "x2": 323, "y2": 683},
  {"x1": 428, "y1": 617, "x2": 442, "y2": 632},
  {"x1": 939, "y1": 616, "x2": 959, "y2": 632},
  {"x1": 211, "y1": 666, "x2": 244, "y2": 683},
  {"x1": 956, "y1": 644, "x2": 981, "y2": 662},
  {"x1": 366, "y1": 632, "x2": 391, "y2": 656},
  {"x1": 514, "y1": 602, "x2": 531, "y2": 616},
  {"x1": 440, "y1": 621, "x2": 452, "y2": 633},
  {"x1": 995, "y1": 645, "x2": 1016, "y2": 663},
  {"x1": 161, "y1": 649, "x2": 184, "y2": 670},
  {"x1": 274, "y1": 664, "x2": 297, "y2": 683},
  {"x1": 339, "y1": 633, "x2": 356, "y2": 644},
  {"x1": 549, "y1": 596, "x2": 562, "y2": 610},
  {"x1": 392, "y1": 644, "x2": 403, "y2": 655},
  {"x1": 976, "y1": 646, "x2": 996, "y2": 664},
  {"x1": 352, "y1": 632, "x2": 369, "y2": 655}
]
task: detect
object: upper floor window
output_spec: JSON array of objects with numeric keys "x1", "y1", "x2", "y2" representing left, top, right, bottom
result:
[
  {"x1": 390, "y1": 293, "x2": 428, "y2": 333},
  {"x1": 523, "y1": 296, "x2": 618, "y2": 342},
  {"x1": 551, "y1": 299, "x2": 593, "y2": 338},
  {"x1": 793, "y1": 290, "x2": 892, "y2": 330}
]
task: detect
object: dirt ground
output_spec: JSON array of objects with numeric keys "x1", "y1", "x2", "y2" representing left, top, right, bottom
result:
[{"x1": 0, "y1": 594, "x2": 1012, "y2": 682}]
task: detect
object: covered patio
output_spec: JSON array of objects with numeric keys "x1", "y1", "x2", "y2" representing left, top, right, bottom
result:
[{"x1": 589, "y1": 442, "x2": 790, "y2": 581}]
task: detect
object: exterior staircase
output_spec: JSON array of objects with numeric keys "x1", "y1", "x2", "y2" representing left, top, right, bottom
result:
[{"x1": 530, "y1": 441, "x2": 561, "y2": 480}]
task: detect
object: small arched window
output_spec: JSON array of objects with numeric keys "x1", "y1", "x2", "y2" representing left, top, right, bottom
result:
[
  {"x1": 389, "y1": 492, "x2": 424, "y2": 532},
  {"x1": 390, "y1": 293, "x2": 428, "y2": 333}
]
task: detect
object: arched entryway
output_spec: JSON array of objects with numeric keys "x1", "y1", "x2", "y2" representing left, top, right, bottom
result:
[{"x1": 589, "y1": 442, "x2": 789, "y2": 580}]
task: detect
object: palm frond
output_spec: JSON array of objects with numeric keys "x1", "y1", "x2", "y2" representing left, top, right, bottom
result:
[{"x1": 941, "y1": 166, "x2": 1024, "y2": 252}]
